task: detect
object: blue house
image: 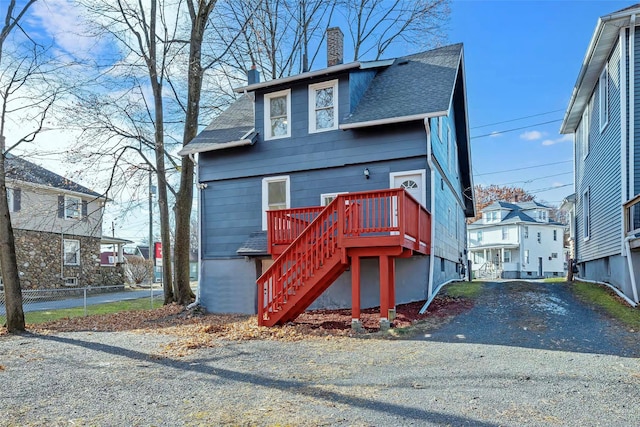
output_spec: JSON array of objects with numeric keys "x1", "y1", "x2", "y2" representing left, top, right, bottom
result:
[
  {"x1": 180, "y1": 31, "x2": 475, "y2": 326},
  {"x1": 560, "y1": 4, "x2": 640, "y2": 305}
]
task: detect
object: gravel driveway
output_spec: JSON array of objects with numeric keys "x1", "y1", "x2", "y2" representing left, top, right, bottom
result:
[{"x1": 1, "y1": 280, "x2": 639, "y2": 426}]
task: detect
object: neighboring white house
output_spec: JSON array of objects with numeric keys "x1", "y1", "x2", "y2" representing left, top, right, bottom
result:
[{"x1": 468, "y1": 201, "x2": 566, "y2": 279}]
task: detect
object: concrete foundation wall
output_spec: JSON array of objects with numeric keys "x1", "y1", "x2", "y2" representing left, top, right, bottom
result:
[
  {"x1": 199, "y1": 255, "x2": 433, "y2": 315},
  {"x1": 580, "y1": 254, "x2": 638, "y2": 302}
]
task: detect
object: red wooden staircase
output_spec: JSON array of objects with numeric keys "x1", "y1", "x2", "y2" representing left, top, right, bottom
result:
[{"x1": 258, "y1": 189, "x2": 430, "y2": 327}]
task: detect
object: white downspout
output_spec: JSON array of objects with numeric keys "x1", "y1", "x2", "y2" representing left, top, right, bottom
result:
[
  {"x1": 621, "y1": 27, "x2": 628, "y2": 256},
  {"x1": 624, "y1": 235, "x2": 640, "y2": 304},
  {"x1": 630, "y1": 15, "x2": 636, "y2": 198},
  {"x1": 419, "y1": 118, "x2": 437, "y2": 314},
  {"x1": 187, "y1": 153, "x2": 202, "y2": 307}
]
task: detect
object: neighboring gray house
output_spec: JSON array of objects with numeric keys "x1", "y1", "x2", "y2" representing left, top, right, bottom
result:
[
  {"x1": 3, "y1": 154, "x2": 121, "y2": 289},
  {"x1": 560, "y1": 4, "x2": 640, "y2": 304},
  {"x1": 468, "y1": 201, "x2": 565, "y2": 279},
  {"x1": 180, "y1": 32, "x2": 475, "y2": 326}
]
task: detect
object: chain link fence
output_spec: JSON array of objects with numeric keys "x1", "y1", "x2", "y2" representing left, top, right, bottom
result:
[{"x1": 0, "y1": 284, "x2": 164, "y2": 325}]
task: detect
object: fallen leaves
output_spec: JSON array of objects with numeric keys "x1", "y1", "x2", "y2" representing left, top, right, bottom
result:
[{"x1": 0, "y1": 295, "x2": 473, "y2": 357}]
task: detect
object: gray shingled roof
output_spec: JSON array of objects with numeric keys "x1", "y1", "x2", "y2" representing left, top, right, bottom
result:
[
  {"x1": 482, "y1": 200, "x2": 550, "y2": 212},
  {"x1": 237, "y1": 231, "x2": 268, "y2": 256},
  {"x1": 469, "y1": 200, "x2": 563, "y2": 228},
  {"x1": 5, "y1": 153, "x2": 102, "y2": 198},
  {"x1": 342, "y1": 43, "x2": 463, "y2": 125},
  {"x1": 178, "y1": 93, "x2": 256, "y2": 156}
]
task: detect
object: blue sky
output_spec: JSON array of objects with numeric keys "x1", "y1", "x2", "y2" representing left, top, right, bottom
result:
[{"x1": 449, "y1": 0, "x2": 632, "y2": 205}]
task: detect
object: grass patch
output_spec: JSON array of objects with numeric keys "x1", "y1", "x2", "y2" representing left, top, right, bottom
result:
[
  {"x1": 571, "y1": 281, "x2": 640, "y2": 330},
  {"x1": 444, "y1": 281, "x2": 483, "y2": 298},
  {"x1": 543, "y1": 277, "x2": 566, "y2": 283},
  {"x1": 22, "y1": 297, "x2": 164, "y2": 324}
]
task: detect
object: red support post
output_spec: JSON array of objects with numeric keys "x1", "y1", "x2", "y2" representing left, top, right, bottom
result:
[
  {"x1": 388, "y1": 256, "x2": 396, "y2": 321},
  {"x1": 379, "y1": 255, "x2": 390, "y2": 322},
  {"x1": 351, "y1": 255, "x2": 361, "y2": 325}
]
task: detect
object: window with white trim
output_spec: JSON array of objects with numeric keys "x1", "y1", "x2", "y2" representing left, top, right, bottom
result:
[
  {"x1": 264, "y1": 89, "x2": 291, "y2": 140},
  {"x1": 502, "y1": 227, "x2": 509, "y2": 240},
  {"x1": 553, "y1": 229, "x2": 557, "y2": 241},
  {"x1": 320, "y1": 192, "x2": 346, "y2": 206},
  {"x1": 262, "y1": 176, "x2": 290, "y2": 229},
  {"x1": 524, "y1": 226, "x2": 529, "y2": 239},
  {"x1": 582, "y1": 105, "x2": 589, "y2": 158},
  {"x1": 64, "y1": 277, "x2": 78, "y2": 287},
  {"x1": 7, "y1": 188, "x2": 14, "y2": 213},
  {"x1": 477, "y1": 230, "x2": 482, "y2": 242},
  {"x1": 309, "y1": 80, "x2": 338, "y2": 133},
  {"x1": 65, "y1": 195, "x2": 82, "y2": 220},
  {"x1": 599, "y1": 65, "x2": 609, "y2": 132},
  {"x1": 447, "y1": 124, "x2": 452, "y2": 171},
  {"x1": 524, "y1": 249, "x2": 530, "y2": 264},
  {"x1": 537, "y1": 232, "x2": 542, "y2": 244},
  {"x1": 583, "y1": 187, "x2": 590, "y2": 239},
  {"x1": 64, "y1": 239, "x2": 80, "y2": 265},
  {"x1": 503, "y1": 249, "x2": 511, "y2": 263}
]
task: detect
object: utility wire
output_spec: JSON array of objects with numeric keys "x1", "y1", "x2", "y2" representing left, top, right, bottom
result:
[
  {"x1": 471, "y1": 109, "x2": 565, "y2": 129},
  {"x1": 474, "y1": 160, "x2": 572, "y2": 176},
  {"x1": 498, "y1": 171, "x2": 572, "y2": 186},
  {"x1": 470, "y1": 118, "x2": 563, "y2": 139}
]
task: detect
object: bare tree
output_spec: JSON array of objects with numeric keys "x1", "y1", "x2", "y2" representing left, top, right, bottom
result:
[
  {"x1": 76, "y1": 0, "x2": 179, "y2": 303},
  {"x1": 1, "y1": 0, "x2": 46, "y2": 332},
  {"x1": 471, "y1": 184, "x2": 535, "y2": 223},
  {"x1": 219, "y1": 0, "x2": 337, "y2": 80},
  {"x1": 344, "y1": 0, "x2": 450, "y2": 60}
]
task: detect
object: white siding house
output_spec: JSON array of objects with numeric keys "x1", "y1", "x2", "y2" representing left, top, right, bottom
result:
[
  {"x1": 560, "y1": 5, "x2": 640, "y2": 304},
  {"x1": 468, "y1": 201, "x2": 565, "y2": 279}
]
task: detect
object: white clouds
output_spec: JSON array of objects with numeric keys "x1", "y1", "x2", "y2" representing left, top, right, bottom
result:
[
  {"x1": 30, "y1": 0, "x2": 105, "y2": 61},
  {"x1": 542, "y1": 134, "x2": 573, "y2": 146},
  {"x1": 520, "y1": 130, "x2": 545, "y2": 140}
]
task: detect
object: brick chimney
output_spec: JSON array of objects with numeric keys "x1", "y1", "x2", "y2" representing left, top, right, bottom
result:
[
  {"x1": 247, "y1": 64, "x2": 260, "y2": 85},
  {"x1": 327, "y1": 27, "x2": 343, "y2": 67}
]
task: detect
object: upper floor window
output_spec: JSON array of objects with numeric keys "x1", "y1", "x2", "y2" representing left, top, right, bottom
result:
[
  {"x1": 502, "y1": 227, "x2": 509, "y2": 240},
  {"x1": 477, "y1": 230, "x2": 482, "y2": 242},
  {"x1": 484, "y1": 211, "x2": 499, "y2": 223},
  {"x1": 524, "y1": 226, "x2": 529, "y2": 239},
  {"x1": 537, "y1": 232, "x2": 542, "y2": 243},
  {"x1": 537, "y1": 210, "x2": 547, "y2": 222},
  {"x1": 7, "y1": 187, "x2": 22, "y2": 213},
  {"x1": 309, "y1": 80, "x2": 338, "y2": 133},
  {"x1": 65, "y1": 196, "x2": 82, "y2": 220},
  {"x1": 553, "y1": 229, "x2": 557, "y2": 241},
  {"x1": 599, "y1": 65, "x2": 609, "y2": 132},
  {"x1": 264, "y1": 89, "x2": 291, "y2": 140},
  {"x1": 582, "y1": 105, "x2": 589, "y2": 158}
]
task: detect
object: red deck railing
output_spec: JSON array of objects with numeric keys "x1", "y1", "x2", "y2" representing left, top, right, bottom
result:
[{"x1": 258, "y1": 188, "x2": 431, "y2": 326}]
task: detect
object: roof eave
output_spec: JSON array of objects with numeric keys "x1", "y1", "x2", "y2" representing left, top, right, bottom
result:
[
  {"x1": 234, "y1": 62, "x2": 362, "y2": 93},
  {"x1": 339, "y1": 111, "x2": 447, "y2": 130},
  {"x1": 561, "y1": 10, "x2": 638, "y2": 133},
  {"x1": 177, "y1": 132, "x2": 256, "y2": 156}
]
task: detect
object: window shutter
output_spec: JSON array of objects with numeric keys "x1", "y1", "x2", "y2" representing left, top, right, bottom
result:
[
  {"x1": 13, "y1": 188, "x2": 21, "y2": 212},
  {"x1": 82, "y1": 200, "x2": 88, "y2": 217},
  {"x1": 58, "y1": 196, "x2": 65, "y2": 218}
]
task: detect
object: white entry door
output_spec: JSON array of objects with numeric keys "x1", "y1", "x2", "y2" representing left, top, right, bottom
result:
[{"x1": 390, "y1": 170, "x2": 426, "y2": 205}]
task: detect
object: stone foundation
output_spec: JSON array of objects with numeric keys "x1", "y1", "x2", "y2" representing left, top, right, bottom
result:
[{"x1": 10, "y1": 229, "x2": 125, "y2": 289}]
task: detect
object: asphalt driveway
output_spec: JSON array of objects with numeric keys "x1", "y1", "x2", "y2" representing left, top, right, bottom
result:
[
  {"x1": 424, "y1": 280, "x2": 640, "y2": 357},
  {"x1": 1, "y1": 280, "x2": 639, "y2": 426}
]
